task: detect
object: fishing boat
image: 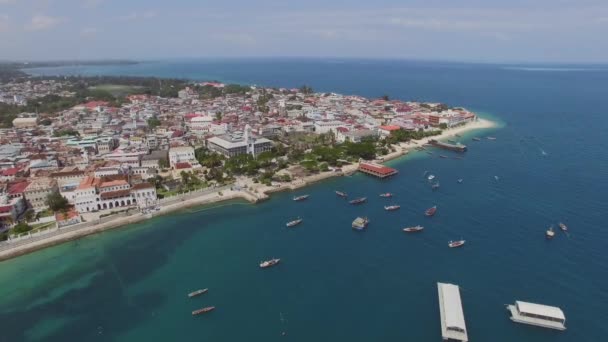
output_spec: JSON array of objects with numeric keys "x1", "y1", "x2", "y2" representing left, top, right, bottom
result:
[
  {"x1": 559, "y1": 222, "x2": 568, "y2": 231},
  {"x1": 192, "y1": 306, "x2": 215, "y2": 316},
  {"x1": 427, "y1": 174, "x2": 435, "y2": 181},
  {"x1": 432, "y1": 183, "x2": 440, "y2": 190},
  {"x1": 379, "y1": 192, "x2": 393, "y2": 198},
  {"x1": 546, "y1": 227, "x2": 555, "y2": 239},
  {"x1": 457, "y1": 179, "x2": 464, "y2": 183},
  {"x1": 494, "y1": 175, "x2": 500, "y2": 181},
  {"x1": 487, "y1": 136, "x2": 497, "y2": 140},
  {"x1": 439, "y1": 155, "x2": 448, "y2": 159},
  {"x1": 472, "y1": 137, "x2": 481, "y2": 141},
  {"x1": 426, "y1": 151, "x2": 434, "y2": 155},
  {"x1": 349, "y1": 197, "x2": 367, "y2": 205},
  {"x1": 293, "y1": 195, "x2": 309, "y2": 201},
  {"x1": 425, "y1": 206, "x2": 437, "y2": 216},
  {"x1": 352, "y1": 217, "x2": 369, "y2": 230},
  {"x1": 384, "y1": 205, "x2": 400, "y2": 211},
  {"x1": 188, "y1": 288, "x2": 208, "y2": 298},
  {"x1": 285, "y1": 218, "x2": 303, "y2": 227},
  {"x1": 335, "y1": 191, "x2": 347, "y2": 198},
  {"x1": 447, "y1": 139, "x2": 457, "y2": 144},
  {"x1": 448, "y1": 240, "x2": 466, "y2": 248},
  {"x1": 260, "y1": 258, "x2": 281, "y2": 268},
  {"x1": 403, "y1": 225, "x2": 424, "y2": 233}
]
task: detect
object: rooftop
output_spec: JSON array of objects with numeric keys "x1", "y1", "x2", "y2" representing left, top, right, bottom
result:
[{"x1": 516, "y1": 301, "x2": 565, "y2": 320}]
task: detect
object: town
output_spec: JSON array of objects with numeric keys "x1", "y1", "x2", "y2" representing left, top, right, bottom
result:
[{"x1": 0, "y1": 75, "x2": 477, "y2": 244}]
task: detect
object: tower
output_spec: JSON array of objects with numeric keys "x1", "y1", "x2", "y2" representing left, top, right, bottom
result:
[{"x1": 244, "y1": 124, "x2": 255, "y2": 157}]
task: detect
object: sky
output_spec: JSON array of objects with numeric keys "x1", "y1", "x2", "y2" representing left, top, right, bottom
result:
[{"x1": 1, "y1": 0, "x2": 608, "y2": 63}]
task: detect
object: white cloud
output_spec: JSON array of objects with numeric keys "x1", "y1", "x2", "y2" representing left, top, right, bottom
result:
[
  {"x1": 212, "y1": 33, "x2": 256, "y2": 45},
  {"x1": 118, "y1": 10, "x2": 157, "y2": 21},
  {"x1": 80, "y1": 27, "x2": 99, "y2": 37},
  {"x1": 26, "y1": 14, "x2": 62, "y2": 31},
  {"x1": 83, "y1": 0, "x2": 103, "y2": 9}
]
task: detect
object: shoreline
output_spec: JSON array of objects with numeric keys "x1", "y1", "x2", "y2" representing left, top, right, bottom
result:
[{"x1": 0, "y1": 118, "x2": 498, "y2": 262}]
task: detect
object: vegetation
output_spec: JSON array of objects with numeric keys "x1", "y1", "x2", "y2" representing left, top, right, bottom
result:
[
  {"x1": 382, "y1": 128, "x2": 441, "y2": 145},
  {"x1": 10, "y1": 222, "x2": 33, "y2": 235},
  {"x1": 147, "y1": 117, "x2": 161, "y2": 129},
  {"x1": 46, "y1": 191, "x2": 70, "y2": 212},
  {"x1": 299, "y1": 85, "x2": 314, "y2": 95},
  {"x1": 53, "y1": 128, "x2": 80, "y2": 137}
]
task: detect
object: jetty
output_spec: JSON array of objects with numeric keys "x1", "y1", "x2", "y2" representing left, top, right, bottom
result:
[
  {"x1": 428, "y1": 139, "x2": 467, "y2": 152},
  {"x1": 437, "y1": 282, "x2": 468, "y2": 342},
  {"x1": 358, "y1": 162, "x2": 398, "y2": 178}
]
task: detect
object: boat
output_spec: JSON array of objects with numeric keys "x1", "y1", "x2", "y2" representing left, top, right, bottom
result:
[
  {"x1": 192, "y1": 306, "x2": 215, "y2": 316},
  {"x1": 447, "y1": 139, "x2": 457, "y2": 143},
  {"x1": 260, "y1": 258, "x2": 281, "y2": 268},
  {"x1": 384, "y1": 205, "x2": 400, "y2": 211},
  {"x1": 487, "y1": 136, "x2": 497, "y2": 140},
  {"x1": 293, "y1": 195, "x2": 309, "y2": 201},
  {"x1": 349, "y1": 197, "x2": 367, "y2": 205},
  {"x1": 352, "y1": 217, "x2": 369, "y2": 230},
  {"x1": 457, "y1": 179, "x2": 463, "y2": 183},
  {"x1": 403, "y1": 225, "x2": 424, "y2": 232},
  {"x1": 506, "y1": 301, "x2": 566, "y2": 331},
  {"x1": 335, "y1": 191, "x2": 347, "y2": 198},
  {"x1": 448, "y1": 240, "x2": 466, "y2": 248},
  {"x1": 427, "y1": 174, "x2": 435, "y2": 181},
  {"x1": 188, "y1": 288, "x2": 208, "y2": 298},
  {"x1": 558, "y1": 222, "x2": 568, "y2": 231},
  {"x1": 431, "y1": 183, "x2": 440, "y2": 190},
  {"x1": 439, "y1": 155, "x2": 448, "y2": 159},
  {"x1": 472, "y1": 137, "x2": 481, "y2": 141},
  {"x1": 379, "y1": 192, "x2": 393, "y2": 198},
  {"x1": 285, "y1": 218, "x2": 303, "y2": 227},
  {"x1": 426, "y1": 151, "x2": 434, "y2": 155},
  {"x1": 494, "y1": 175, "x2": 500, "y2": 181},
  {"x1": 546, "y1": 227, "x2": 555, "y2": 239},
  {"x1": 455, "y1": 134, "x2": 462, "y2": 137},
  {"x1": 425, "y1": 206, "x2": 437, "y2": 216}
]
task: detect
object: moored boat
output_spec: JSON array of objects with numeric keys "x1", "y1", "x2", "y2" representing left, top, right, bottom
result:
[
  {"x1": 286, "y1": 218, "x2": 303, "y2": 227},
  {"x1": 426, "y1": 151, "x2": 434, "y2": 155},
  {"x1": 448, "y1": 240, "x2": 466, "y2": 248},
  {"x1": 379, "y1": 192, "x2": 393, "y2": 198},
  {"x1": 192, "y1": 306, "x2": 215, "y2": 316},
  {"x1": 188, "y1": 288, "x2": 208, "y2": 298},
  {"x1": 335, "y1": 191, "x2": 347, "y2": 198},
  {"x1": 427, "y1": 174, "x2": 435, "y2": 180},
  {"x1": 546, "y1": 227, "x2": 555, "y2": 239},
  {"x1": 558, "y1": 222, "x2": 568, "y2": 231},
  {"x1": 455, "y1": 134, "x2": 462, "y2": 137},
  {"x1": 447, "y1": 139, "x2": 457, "y2": 143},
  {"x1": 431, "y1": 183, "x2": 440, "y2": 190},
  {"x1": 384, "y1": 205, "x2": 400, "y2": 211},
  {"x1": 425, "y1": 206, "x2": 437, "y2": 216},
  {"x1": 352, "y1": 217, "x2": 369, "y2": 230},
  {"x1": 472, "y1": 137, "x2": 481, "y2": 141},
  {"x1": 293, "y1": 195, "x2": 309, "y2": 201},
  {"x1": 457, "y1": 179, "x2": 463, "y2": 183},
  {"x1": 439, "y1": 155, "x2": 448, "y2": 159},
  {"x1": 487, "y1": 136, "x2": 497, "y2": 140},
  {"x1": 403, "y1": 225, "x2": 424, "y2": 233},
  {"x1": 260, "y1": 258, "x2": 281, "y2": 268},
  {"x1": 349, "y1": 197, "x2": 367, "y2": 205}
]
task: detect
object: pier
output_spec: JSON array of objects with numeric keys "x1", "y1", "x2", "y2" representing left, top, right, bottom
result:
[
  {"x1": 437, "y1": 282, "x2": 468, "y2": 342},
  {"x1": 428, "y1": 139, "x2": 467, "y2": 152},
  {"x1": 358, "y1": 162, "x2": 398, "y2": 178}
]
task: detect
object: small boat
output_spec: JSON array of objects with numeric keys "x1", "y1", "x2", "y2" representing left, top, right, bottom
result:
[
  {"x1": 335, "y1": 191, "x2": 347, "y2": 198},
  {"x1": 188, "y1": 288, "x2": 208, "y2": 298},
  {"x1": 403, "y1": 225, "x2": 424, "y2": 233},
  {"x1": 431, "y1": 183, "x2": 440, "y2": 190},
  {"x1": 439, "y1": 155, "x2": 448, "y2": 159},
  {"x1": 448, "y1": 240, "x2": 466, "y2": 248},
  {"x1": 447, "y1": 139, "x2": 457, "y2": 143},
  {"x1": 379, "y1": 193, "x2": 393, "y2": 198},
  {"x1": 293, "y1": 195, "x2": 309, "y2": 201},
  {"x1": 546, "y1": 227, "x2": 555, "y2": 239},
  {"x1": 453, "y1": 156, "x2": 463, "y2": 160},
  {"x1": 260, "y1": 258, "x2": 281, "y2": 268},
  {"x1": 455, "y1": 134, "x2": 462, "y2": 137},
  {"x1": 352, "y1": 217, "x2": 369, "y2": 230},
  {"x1": 384, "y1": 205, "x2": 400, "y2": 211},
  {"x1": 487, "y1": 136, "x2": 497, "y2": 140},
  {"x1": 192, "y1": 306, "x2": 215, "y2": 316},
  {"x1": 494, "y1": 176, "x2": 500, "y2": 181},
  {"x1": 472, "y1": 137, "x2": 481, "y2": 141},
  {"x1": 425, "y1": 206, "x2": 437, "y2": 216},
  {"x1": 415, "y1": 146, "x2": 425, "y2": 151},
  {"x1": 427, "y1": 175, "x2": 435, "y2": 181},
  {"x1": 426, "y1": 151, "x2": 434, "y2": 155},
  {"x1": 558, "y1": 222, "x2": 568, "y2": 231},
  {"x1": 286, "y1": 218, "x2": 303, "y2": 227},
  {"x1": 349, "y1": 197, "x2": 367, "y2": 205}
]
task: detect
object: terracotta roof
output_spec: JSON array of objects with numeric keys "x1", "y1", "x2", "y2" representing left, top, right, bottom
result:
[
  {"x1": 359, "y1": 162, "x2": 397, "y2": 175},
  {"x1": 131, "y1": 182, "x2": 154, "y2": 190},
  {"x1": 8, "y1": 181, "x2": 29, "y2": 195},
  {"x1": 100, "y1": 189, "x2": 131, "y2": 200},
  {"x1": 175, "y1": 162, "x2": 192, "y2": 169}
]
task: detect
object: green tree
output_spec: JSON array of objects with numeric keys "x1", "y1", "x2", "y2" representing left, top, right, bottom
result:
[
  {"x1": 46, "y1": 191, "x2": 70, "y2": 212},
  {"x1": 147, "y1": 117, "x2": 161, "y2": 129},
  {"x1": 23, "y1": 209, "x2": 36, "y2": 222},
  {"x1": 381, "y1": 95, "x2": 390, "y2": 101},
  {"x1": 11, "y1": 222, "x2": 33, "y2": 235},
  {"x1": 439, "y1": 123, "x2": 448, "y2": 130},
  {"x1": 215, "y1": 111, "x2": 223, "y2": 121}
]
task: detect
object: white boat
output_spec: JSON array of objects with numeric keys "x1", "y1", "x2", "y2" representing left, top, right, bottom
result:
[
  {"x1": 506, "y1": 301, "x2": 566, "y2": 331},
  {"x1": 449, "y1": 240, "x2": 466, "y2": 248},
  {"x1": 352, "y1": 217, "x2": 369, "y2": 230},
  {"x1": 285, "y1": 218, "x2": 303, "y2": 227},
  {"x1": 403, "y1": 225, "x2": 424, "y2": 233},
  {"x1": 546, "y1": 227, "x2": 555, "y2": 239},
  {"x1": 260, "y1": 258, "x2": 280, "y2": 268},
  {"x1": 494, "y1": 176, "x2": 500, "y2": 181},
  {"x1": 384, "y1": 205, "x2": 400, "y2": 211},
  {"x1": 558, "y1": 222, "x2": 568, "y2": 231},
  {"x1": 457, "y1": 179, "x2": 463, "y2": 183},
  {"x1": 428, "y1": 175, "x2": 435, "y2": 180}
]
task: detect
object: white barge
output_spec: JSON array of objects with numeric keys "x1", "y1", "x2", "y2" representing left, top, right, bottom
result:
[
  {"x1": 437, "y1": 282, "x2": 468, "y2": 341},
  {"x1": 506, "y1": 301, "x2": 566, "y2": 331}
]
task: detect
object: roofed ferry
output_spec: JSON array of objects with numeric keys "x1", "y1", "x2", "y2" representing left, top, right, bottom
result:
[
  {"x1": 358, "y1": 162, "x2": 398, "y2": 178},
  {"x1": 437, "y1": 282, "x2": 468, "y2": 341},
  {"x1": 506, "y1": 301, "x2": 566, "y2": 331}
]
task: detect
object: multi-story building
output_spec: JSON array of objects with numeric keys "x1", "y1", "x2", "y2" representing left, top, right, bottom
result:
[
  {"x1": 168, "y1": 146, "x2": 198, "y2": 168},
  {"x1": 23, "y1": 177, "x2": 57, "y2": 212},
  {"x1": 73, "y1": 175, "x2": 156, "y2": 213},
  {"x1": 206, "y1": 125, "x2": 272, "y2": 158}
]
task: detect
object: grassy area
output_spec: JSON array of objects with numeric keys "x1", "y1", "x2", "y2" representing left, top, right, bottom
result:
[{"x1": 88, "y1": 84, "x2": 144, "y2": 97}]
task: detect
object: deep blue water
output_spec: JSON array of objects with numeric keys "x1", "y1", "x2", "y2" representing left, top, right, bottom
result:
[{"x1": 1, "y1": 59, "x2": 606, "y2": 341}]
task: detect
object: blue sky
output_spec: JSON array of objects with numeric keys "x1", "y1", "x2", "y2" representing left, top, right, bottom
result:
[{"x1": 1, "y1": 0, "x2": 607, "y2": 63}]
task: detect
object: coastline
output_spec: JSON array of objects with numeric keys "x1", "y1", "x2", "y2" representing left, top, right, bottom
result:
[{"x1": 0, "y1": 118, "x2": 498, "y2": 262}]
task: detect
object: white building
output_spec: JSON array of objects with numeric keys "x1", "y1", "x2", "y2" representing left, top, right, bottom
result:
[
  {"x1": 314, "y1": 120, "x2": 344, "y2": 134},
  {"x1": 169, "y1": 146, "x2": 198, "y2": 169},
  {"x1": 206, "y1": 125, "x2": 272, "y2": 158}
]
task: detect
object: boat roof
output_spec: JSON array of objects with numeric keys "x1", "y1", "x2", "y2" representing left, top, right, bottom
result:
[
  {"x1": 439, "y1": 283, "x2": 467, "y2": 332},
  {"x1": 516, "y1": 301, "x2": 565, "y2": 320}
]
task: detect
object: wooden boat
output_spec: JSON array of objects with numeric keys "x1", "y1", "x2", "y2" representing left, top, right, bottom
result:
[
  {"x1": 546, "y1": 227, "x2": 555, "y2": 239},
  {"x1": 426, "y1": 151, "x2": 434, "y2": 155},
  {"x1": 425, "y1": 206, "x2": 437, "y2": 216},
  {"x1": 439, "y1": 155, "x2": 448, "y2": 159},
  {"x1": 379, "y1": 192, "x2": 393, "y2": 198},
  {"x1": 431, "y1": 183, "x2": 440, "y2": 190},
  {"x1": 449, "y1": 240, "x2": 466, "y2": 248},
  {"x1": 192, "y1": 306, "x2": 215, "y2": 316},
  {"x1": 352, "y1": 217, "x2": 369, "y2": 230},
  {"x1": 457, "y1": 179, "x2": 463, "y2": 183},
  {"x1": 384, "y1": 205, "x2": 400, "y2": 211},
  {"x1": 558, "y1": 222, "x2": 568, "y2": 231},
  {"x1": 293, "y1": 195, "x2": 309, "y2": 201},
  {"x1": 335, "y1": 191, "x2": 347, "y2": 198},
  {"x1": 487, "y1": 136, "x2": 497, "y2": 140},
  {"x1": 188, "y1": 288, "x2": 208, "y2": 298},
  {"x1": 472, "y1": 137, "x2": 481, "y2": 141},
  {"x1": 349, "y1": 197, "x2": 367, "y2": 205},
  {"x1": 286, "y1": 218, "x2": 303, "y2": 227},
  {"x1": 403, "y1": 225, "x2": 424, "y2": 233},
  {"x1": 260, "y1": 258, "x2": 281, "y2": 268}
]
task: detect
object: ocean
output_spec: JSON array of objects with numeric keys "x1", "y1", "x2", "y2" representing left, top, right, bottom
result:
[{"x1": 1, "y1": 59, "x2": 607, "y2": 341}]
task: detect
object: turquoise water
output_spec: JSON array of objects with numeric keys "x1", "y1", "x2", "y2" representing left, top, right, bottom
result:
[{"x1": 3, "y1": 60, "x2": 607, "y2": 341}]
